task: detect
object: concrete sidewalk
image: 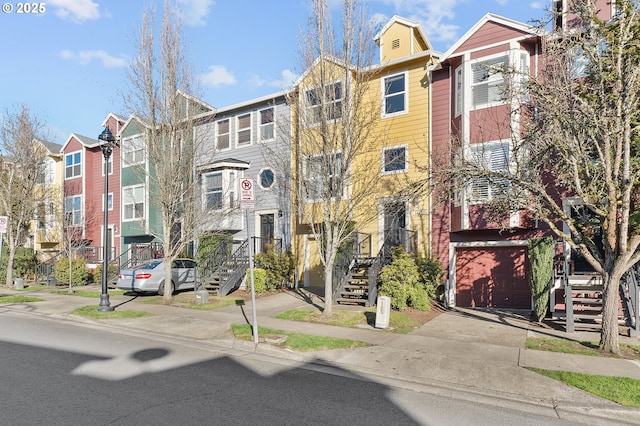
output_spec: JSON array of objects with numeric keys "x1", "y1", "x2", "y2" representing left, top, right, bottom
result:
[{"x1": 3, "y1": 284, "x2": 640, "y2": 425}]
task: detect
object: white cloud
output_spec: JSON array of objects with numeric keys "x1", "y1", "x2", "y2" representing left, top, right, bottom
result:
[
  {"x1": 268, "y1": 69, "x2": 298, "y2": 90},
  {"x1": 49, "y1": 0, "x2": 100, "y2": 22},
  {"x1": 176, "y1": 0, "x2": 214, "y2": 27},
  {"x1": 59, "y1": 50, "x2": 127, "y2": 68},
  {"x1": 495, "y1": 0, "x2": 509, "y2": 5},
  {"x1": 200, "y1": 65, "x2": 236, "y2": 87},
  {"x1": 529, "y1": 1, "x2": 546, "y2": 9},
  {"x1": 377, "y1": 0, "x2": 463, "y2": 45}
]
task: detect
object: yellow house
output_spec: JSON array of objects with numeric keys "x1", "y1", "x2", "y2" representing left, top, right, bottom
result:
[
  {"x1": 292, "y1": 15, "x2": 439, "y2": 304},
  {"x1": 31, "y1": 139, "x2": 64, "y2": 261}
]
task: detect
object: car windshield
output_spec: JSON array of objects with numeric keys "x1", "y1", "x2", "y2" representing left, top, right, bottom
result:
[{"x1": 136, "y1": 260, "x2": 163, "y2": 270}]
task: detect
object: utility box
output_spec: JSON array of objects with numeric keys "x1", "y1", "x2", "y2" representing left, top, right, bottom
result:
[
  {"x1": 14, "y1": 278, "x2": 24, "y2": 289},
  {"x1": 375, "y1": 296, "x2": 390, "y2": 329},
  {"x1": 195, "y1": 289, "x2": 209, "y2": 305}
]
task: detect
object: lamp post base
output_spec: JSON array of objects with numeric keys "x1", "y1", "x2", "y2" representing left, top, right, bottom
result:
[{"x1": 98, "y1": 294, "x2": 113, "y2": 312}]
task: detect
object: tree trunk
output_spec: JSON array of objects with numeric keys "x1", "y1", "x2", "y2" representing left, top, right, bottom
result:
[
  {"x1": 600, "y1": 271, "x2": 621, "y2": 355},
  {"x1": 323, "y1": 258, "x2": 334, "y2": 317},
  {"x1": 6, "y1": 245, "x2": 15, "y2": 288},
  {"x1": 162, "y1": 257, "x2": 172, "y2": 302}
]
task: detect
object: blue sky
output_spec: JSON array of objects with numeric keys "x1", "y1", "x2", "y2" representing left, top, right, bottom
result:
[{"x1": 0, "y1": 0, "x2": 549, "y2": 143}]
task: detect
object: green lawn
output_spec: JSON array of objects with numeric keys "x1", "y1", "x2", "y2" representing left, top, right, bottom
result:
[
  {"x1": 527, "y1": 337, "x2": 640, "y2": 407},
  {"x1": 231, "y1": 324, "x2": 369, "y2": 351},
  {"x1": 275, "y1": 307, "x2": 423, "y2": 334},
  {"x1": 0, "y1": 294, "x2": 44, "y2": 303},
  {"x1": 71, "y1": 305, "x2": 155, "y2": 320},
  {"x1": 528, "y1": 368, "x2": 640, "y2": 407},
  {"x1": 137, "y1": 292, "x2": 243, "y2": 310},
  {"x1": 526, "y1": 337, "x2": 640, "y2": 360},
  {"x1": 53, "y1": 289, "x2": 127, "y2": 298}
]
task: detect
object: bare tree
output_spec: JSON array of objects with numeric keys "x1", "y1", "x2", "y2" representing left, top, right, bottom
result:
[
  {"x1": 123, "y1": 1, "x2": 215, "y2": 300},
  {"x1": 0, "y1": 104, "x2": 48, "y2": 287},
  {"x1": 437, "y1": 0, "x2": 640, "y2": 354},
  {"x1": 291, "y1": 0, "x2": 384, "y2": 316}
]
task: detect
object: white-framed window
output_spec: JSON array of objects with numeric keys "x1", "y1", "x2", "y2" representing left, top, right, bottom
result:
[
  {"x1": 454, "y1": 66, "x2": 463, "y2": 117},
  {"x1": 258, "y1": 168, "x2": 275, "y2": 189},
  {"x1": 216, "y1": 119, "x2": 230, "y2": 150},
  {"x1": 469, "y1": 141, "x2": 510, "y2": 202},
  {"x1": 203, "y1": 172, "x2": 223, "y2": 210},
  {"x1": 259, "y1": 107, "x2": 275, "y2": 141},
  {"x1": 102, "y1": 193, "x2": 113, "y2": 211},
  {"x1": 382, "y1": 145, "x2": 407, "y2": 174},
  {"x1": 237, "y1": 113, "x2": 252, "y2": 145},
  {"x1": 382, "y1": 72, "x2": 407, "y2": 117},
  {"x1": 122, "y1": 134, "x2": 145, "y2": 166},
  {"x1": 304, "y1": 152, "x2": 343, "y2": 201},
  {"x1": 65, "y1": 151, "x2": 82, "y2": 179},
  {"x1": 305, "y1": 81, "x2": 343, "y2": 125},
  {"x1": 122, "y1": 185, "x2": 145, "y2": 221},
  {"x1": 64, "y1": 195, "x2": 82, "y2": 225},
  {"x1": 471, "y1": 55, "x2": 508, "y2": 109}
]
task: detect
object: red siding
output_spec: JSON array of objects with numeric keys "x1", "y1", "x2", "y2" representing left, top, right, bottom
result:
[{"x1": 455, "y1": 22, "x2": 529, "y2": 55}]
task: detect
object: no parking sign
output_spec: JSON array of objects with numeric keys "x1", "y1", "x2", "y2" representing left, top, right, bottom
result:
[
  {"x1": 0, "y1": 216, "x2": 7, "y2": 233},
  {"x1": 239, "y1": 178, "x2": 255, "y2": 210}
]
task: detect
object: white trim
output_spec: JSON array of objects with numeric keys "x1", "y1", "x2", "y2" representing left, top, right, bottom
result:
[
  {"x1": 381, "y1": 71, "x2": 409, "y2": 118},
  {"x1": 236, "y1": 112, "x2": 253, "y2": 146},
  {"x1": 64, "y1": 150, "x2": 82, "y2": 180},
  {"x1": 257, "y1": 167, "x2": 276, "y2": 190},
  {"x1": 381, "y1": 144, "x2": 408, "y2": 174},
  {"x1": 439, "y1": 13, "x2": 541, "y2": 62},
  {"x1": 122, "y1": 184, "x2": 145, "y2": 222},
  {"x1": 215, "y1": 118, "x2": 231, "y2": 151},
  {"x1": 258, "y1": 106, "x2": 276, "y2": 142},
  {"x1": 121, "y1": 134, "x2": 145, "y2": 167}
]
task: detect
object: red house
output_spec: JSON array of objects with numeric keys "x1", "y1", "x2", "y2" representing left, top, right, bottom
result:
[
  {"x1": 430, "y1": 14, "x2": 547, "y2": 309},
  {"x1": 60, "y1": 114, "x2": 124, "y2": 267}
]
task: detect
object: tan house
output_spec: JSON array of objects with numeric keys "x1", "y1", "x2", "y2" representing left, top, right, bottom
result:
[{"x1": 31, "y1": 139, "x2": 64, "y2": 261}]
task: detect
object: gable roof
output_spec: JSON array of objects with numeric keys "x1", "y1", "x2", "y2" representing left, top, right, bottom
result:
[
  {"x1": 439, "y1": 13, "x2": 542, "y2": 63},
  {"x1": 34, "y1": 139, "x2": 63, "y2": 156},
  {"x1": 61, "y1": 133, "x2": 101, "y2": 152},
  {"x1": 374, "y1": 15, "x2": 434, "y2": 51}
]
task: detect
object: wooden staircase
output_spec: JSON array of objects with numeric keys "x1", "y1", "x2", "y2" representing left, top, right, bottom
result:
[
  {"x1": 336, "y1": 258, "x2": 374, "y2": 306},
  {"x1": 552, "y1": 274, "x2": 604, "y2": 329}
]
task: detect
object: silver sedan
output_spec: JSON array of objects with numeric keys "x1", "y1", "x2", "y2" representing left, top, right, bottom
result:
[{"x1": 116, "y1": 258, "x2": 200, "y2": 295}]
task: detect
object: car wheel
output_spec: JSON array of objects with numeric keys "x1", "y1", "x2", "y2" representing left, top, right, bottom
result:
[{"x1": 157, "y1": 280, "x2": 175, "y2": 296}]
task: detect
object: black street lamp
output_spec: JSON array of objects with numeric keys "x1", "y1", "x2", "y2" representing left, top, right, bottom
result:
[{"x1": 97, "y1": 127, "x2": 117, "y2": 312}]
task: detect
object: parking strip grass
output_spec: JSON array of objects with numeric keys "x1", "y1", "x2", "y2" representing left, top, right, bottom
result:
[
  {"x1": 231, "y1": 323, "x2": 369, "y2": 351},
  {"x1": 0, "y1": 294, "x2": 44, "y2": 303},
  {"x1": 53, "y1": 289, "x2": 127, "y2": 298},
  {"x1": 526, "y1": 337, "x2": 640, "y2": 407},
  {"x1": 527, "y1": 368, "x2": 640, "y2": 407},
  {"x1": 275, "y1": 307, "x2": 422, "y2": 334},
  {"x1": 72, "y1": 305, "x2": 155, "y2": 320},
  {"x1": 137, "y1": 292, "x2": 243, "y2": 310}
]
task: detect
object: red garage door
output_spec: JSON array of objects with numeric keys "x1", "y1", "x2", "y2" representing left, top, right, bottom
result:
[{"x1": 455, "y1": 246, "x2": 531, "y2": 309}]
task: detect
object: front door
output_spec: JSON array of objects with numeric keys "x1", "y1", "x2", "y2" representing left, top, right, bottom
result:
[
  {"x1": 383, "y1": 201, "x2": 406, "y2": 250},
  {"x1": 260, "y1": 214, "x2": 275, "y2": 253}
]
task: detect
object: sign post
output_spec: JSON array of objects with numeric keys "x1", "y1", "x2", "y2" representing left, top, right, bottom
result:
[{"x1": 239, "y1": 179, "x2": 258, "y2": 343}]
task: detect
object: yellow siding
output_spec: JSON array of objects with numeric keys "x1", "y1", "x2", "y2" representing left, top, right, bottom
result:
[{"x1": 380, "y1": 23, "x2": 413, "y2": 61}]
